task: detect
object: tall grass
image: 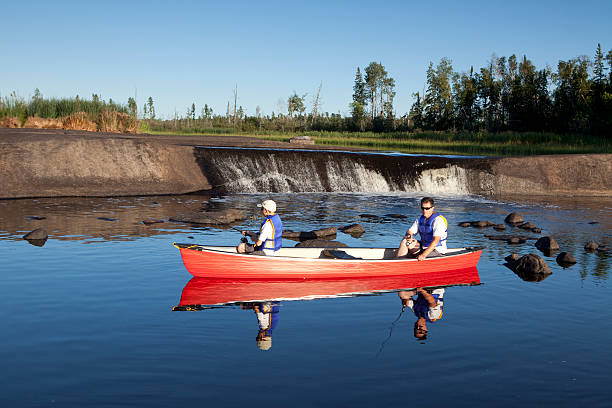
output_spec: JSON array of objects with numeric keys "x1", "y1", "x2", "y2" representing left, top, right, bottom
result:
[{"x1": 0, "y1": 92, "x2": 131, "y2": 125}]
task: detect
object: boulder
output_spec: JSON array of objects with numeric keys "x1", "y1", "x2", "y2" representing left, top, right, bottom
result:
[
  {"x1": 507, "y1": 237, "x2": 526, "y2": 244},
  {"x1": 585, "y1": 241, "x2": 599, "y2": 251},
  {"x1": 142, "y1": 219, "x2": 165, "y2": 225},
  {"x1": 170, "y1": 209, "x2": 245, "y2": 225},
  {"x1": 556, "y1": 252, "x2": 576, "y2": 266},
  {"x1": 505, "y1": 212, "x2": 523, "y2": 224},
  {"x1": 515, "y1": 253, "x2": 552, "y2": 277},
  {"x1": 385, "y1": 213, "x2": 407, "y2": 219},
  {"x1": 535, "y1": 236, "x2": 560, "y2": 251},
  {"x1": 283, "y1": 227, "x2": 337, "y2": 241},
  {"x1": 518, "y1": 222, "x2": 537, "y2": 230},
  {"x1": 23, "y1": 228, "x2": 48, "y2": 240},
  {"x1": 312, "y1": 227, "x2": 337, "y2": 237},
  {"x1": 23, "y1": 228, "x2": 48, "y2": 247},
  {"x1": 458, "y1": 222, "x2": 472, "y2": 227},
  {"x1": 493, "y1": 224, "x2": 507, "y2": 231},
  {"x1": 339, "y1": 224, "x2": 365, "y2": 234},
  {"x1": 471, "y1": 220, "x2": 492, "y2": 228},
  {"x1": 289, "y1": 135, "x2": 315, "y2": 145},
  {"x1": 531, "y1": 228, "x2": 542, "y2": 233},
  {"x1": 295, "y1": 239, "x2": 348, "y2": 248}
]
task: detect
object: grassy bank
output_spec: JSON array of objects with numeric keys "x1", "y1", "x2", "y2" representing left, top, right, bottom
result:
[{"x1": 144, "y1": 125, "x2": 611, "y2": 156}]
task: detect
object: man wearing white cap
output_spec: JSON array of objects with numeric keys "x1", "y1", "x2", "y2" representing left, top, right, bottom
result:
[{"x1": 237, "y1": 199, "x2": 283, "y2": 256}]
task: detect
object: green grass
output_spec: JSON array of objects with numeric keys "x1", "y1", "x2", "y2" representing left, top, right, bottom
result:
[{"x1": 145, "y1": 127, "x2": 610, "y2": 156}]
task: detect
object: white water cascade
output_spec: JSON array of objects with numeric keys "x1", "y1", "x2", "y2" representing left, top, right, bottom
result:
[{"x1": 196, "y1": 148, "x2": 480, "y2": 195}]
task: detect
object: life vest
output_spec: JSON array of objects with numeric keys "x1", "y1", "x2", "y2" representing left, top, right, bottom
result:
[
  {"x1": 259, "y1": 214, "x2": 282, "y2": 252},
  {"x1": 418, "y1": 212, "x2": 447, "y2": 248},
  {"x1": 256, "y1": 302, "x2": 280, "y2": 331},
  {"x1": 412, "y1": 293, "x2": 443, "y2": 322}
]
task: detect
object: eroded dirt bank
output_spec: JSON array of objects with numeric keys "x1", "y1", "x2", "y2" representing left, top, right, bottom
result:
[{"x1": 0, "y1": 128, "x2": 610, "y2": 198}]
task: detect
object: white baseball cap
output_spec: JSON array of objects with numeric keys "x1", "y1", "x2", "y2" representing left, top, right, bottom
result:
[{"x1": 257, "y1": 199, "x2": 277, "y2": 213}]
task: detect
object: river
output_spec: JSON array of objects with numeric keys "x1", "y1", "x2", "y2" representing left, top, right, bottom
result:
[{"x1": 0, "y1": 191, "x2": 610, "y2": 407}]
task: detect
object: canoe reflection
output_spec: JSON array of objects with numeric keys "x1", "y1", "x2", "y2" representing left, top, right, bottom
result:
[
  {"x1": 173, "y1": 267, "x2": 480, "y2": 307},
  {"x1": 173, "y1": 268, "x2": 480, "y2": 350}
]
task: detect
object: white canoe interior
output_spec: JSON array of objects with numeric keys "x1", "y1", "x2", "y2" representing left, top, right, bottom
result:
[{"x1": 180, "y1": 245, "x2": 476, "y2": 260}]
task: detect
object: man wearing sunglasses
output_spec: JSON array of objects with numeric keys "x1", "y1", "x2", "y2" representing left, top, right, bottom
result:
[{"x1": 397, "y1": 197, "x2": 448, "y2": 261}]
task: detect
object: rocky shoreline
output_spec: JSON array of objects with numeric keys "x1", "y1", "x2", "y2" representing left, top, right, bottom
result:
[{"x1": 1, "y1": 127, "x2": 610, "y2": 199}]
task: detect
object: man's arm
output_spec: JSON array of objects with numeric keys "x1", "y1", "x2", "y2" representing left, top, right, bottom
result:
[
  {"x1": 417, "y1": 288, "x2": 437, "y2": 307},
  {"x1": 417, "y1": 236, "x2": 440, "y2": 261}
]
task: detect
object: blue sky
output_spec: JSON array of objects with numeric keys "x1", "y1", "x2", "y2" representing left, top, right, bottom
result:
[{"x1": 3, "y1": 0, "x2": 611, "y2": 119}]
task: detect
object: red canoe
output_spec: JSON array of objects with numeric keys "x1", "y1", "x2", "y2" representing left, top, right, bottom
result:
[
  {"x1": 176, "y1": 267, "x2": 481, "y2": 307},
  {"x1": 173, "y1": 243, "x2": 483, "y2": 279}
]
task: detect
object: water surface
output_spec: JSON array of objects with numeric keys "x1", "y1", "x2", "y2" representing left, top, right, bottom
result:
[{"x1": 1, "y1": 193, "x2": 610, "y2": 407}]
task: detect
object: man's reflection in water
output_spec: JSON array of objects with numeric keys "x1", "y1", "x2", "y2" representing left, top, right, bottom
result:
[
  {"x1": 241, "y1": 302, "x2": 280, "y2": 351},
  {"x1": 398, "y1": 288, "x2": 444, "y2": 339}
]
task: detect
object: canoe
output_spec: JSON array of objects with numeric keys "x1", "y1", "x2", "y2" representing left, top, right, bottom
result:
[
  {"x1": 173, "y1": 243, "x2": 483, "y2": 279},
  {"x1": 175, "y1": 267, "x2": 481, "y2": 307}
]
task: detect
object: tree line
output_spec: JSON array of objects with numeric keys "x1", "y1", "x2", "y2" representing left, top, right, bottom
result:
[
  {"x1": 3, "y1": 44, "x2": 609, "y2": 137},
  {"x1": 152, "y1": 44, "x2": 610, "y2": 136}
]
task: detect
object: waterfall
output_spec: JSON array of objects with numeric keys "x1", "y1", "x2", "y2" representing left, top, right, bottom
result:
[{"x1": 195, "y1": 148, "x2": 484, "y2": 195}]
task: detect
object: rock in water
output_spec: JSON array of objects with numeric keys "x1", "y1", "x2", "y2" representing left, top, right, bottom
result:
[
  {"x1": 515, "y1": 253, "x2": 552, "y2": 279},
  {"x1": 23, "y1": 228, "x2": 48, "y2": 247},
  {"x1": 23, "y1": 228, "x2": 48, "y2": 240},
  {"x1": 295, "y1": 239, "x2": 348, "y2": 248},
  {"x1": 584, "y1": 241, "x2": 599, "y2": 251},
  {"x1": 505, "y1": 213, "x2": 523, "y2": 224},
  {"x1": 340, "y1": 224, "x2": 365, "y2": 234},
  {"x1": 535, "y1": 236, "x2": 560, "y2": 251},
  {"x1": 556, "y1": 252, "x2": 576, "y2": 266}
]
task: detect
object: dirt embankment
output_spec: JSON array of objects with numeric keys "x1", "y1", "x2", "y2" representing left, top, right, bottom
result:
[
  {"x1": 0, "y1": 131, "x2": 210, "y2": 198},
  {"x1": 1, "y1": 128, "x2": 610, "y2": 198}
]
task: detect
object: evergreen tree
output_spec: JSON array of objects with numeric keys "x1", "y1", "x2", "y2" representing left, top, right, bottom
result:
[{"x1": 408, "y1": 92, "x2": 424, "y2": 129}]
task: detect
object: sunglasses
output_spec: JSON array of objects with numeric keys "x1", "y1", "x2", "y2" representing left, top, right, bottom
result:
[{"x1": 421, "y1": 206, "x2": 433, "y2": 210}]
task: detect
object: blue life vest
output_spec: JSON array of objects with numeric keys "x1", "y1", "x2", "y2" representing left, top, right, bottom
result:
[
  {"x1": 256, "y1": 302, "x2": 280, "y2": 332},
  {"x1": 418, "y1": 212, "x2": 447, "y2": 248},
  {"x1": 412, "y1": 293, "x2": 443, "y2": 322},
  {"x1": 258, "y1": 214, "x2": 282, "y2": 252}
]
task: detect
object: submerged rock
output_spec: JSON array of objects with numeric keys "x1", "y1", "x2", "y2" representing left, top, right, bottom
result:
[
  {"x1": 142, "y1": 219, "x2": 165, "y2": 225},
  {"x1": 458, "y1": 222, "x2": 472, "y2": 227},
  {"x1": 493, "y1": 224, "x2": 507, "y2": 231},
  {"x1": 170, "y1": 209, "x2": 245, "y2": 225},
  {"x1": 471, "y1": 220, "x2": 493, "y2": 228},
  {"x1": 556, "y1": 252, "x2": 577, "y2": 267},
  {"x1": 283, "y1": 227, "x2": 337, "y2": 241},
  {"x1": 295, "y1": 239, "x2": 348, "y2": 248},
  {"x1": 340, "y1": 224, "x2": 365, "y2": 234},
  {"x1": 518, "y1": 222, "x2": 537, "y2": 230},
  {"x1": 585, "y1": 241, "x2": 599, "y2": 251}
]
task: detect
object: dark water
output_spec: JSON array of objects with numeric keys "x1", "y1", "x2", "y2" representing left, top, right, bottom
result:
[{"x1": 1, "y1": 193, "x2": 610, "y2": 407}]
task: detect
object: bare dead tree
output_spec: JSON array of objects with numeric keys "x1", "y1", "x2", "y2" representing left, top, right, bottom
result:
[
  {"x1": 311, "y1": 81, "x2": 322, "y2": 127},
  {"x1": 233, "y1": 85, "x2": 238, "y2": 126}
]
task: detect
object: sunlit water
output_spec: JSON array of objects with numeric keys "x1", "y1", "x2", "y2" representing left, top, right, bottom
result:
[{"x1": 0, "y1": 192, "x2": 610, "y2": 407}]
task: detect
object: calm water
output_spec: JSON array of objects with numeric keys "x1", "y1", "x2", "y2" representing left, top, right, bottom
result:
[{"x1": 1, "y1": 193, "x2": 610, "y2": 407}]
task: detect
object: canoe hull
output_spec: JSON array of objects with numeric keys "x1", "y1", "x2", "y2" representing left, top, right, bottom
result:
[{"x1": 175, "y1": 244, "x2": 483, "y2": 279}]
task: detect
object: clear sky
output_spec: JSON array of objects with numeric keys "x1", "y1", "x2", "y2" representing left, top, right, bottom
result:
[{"x1": 3, "y1": 0, "x2": 611, "y2": 119}]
